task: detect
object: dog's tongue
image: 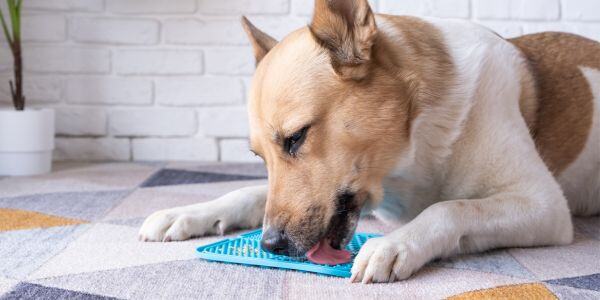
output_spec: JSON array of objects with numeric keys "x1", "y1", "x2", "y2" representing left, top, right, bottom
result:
[{"x1": 306, "y1": 239, "x2": 352, "y2": 265}]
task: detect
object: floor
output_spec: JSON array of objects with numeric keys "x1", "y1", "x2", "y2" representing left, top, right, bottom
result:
[{"x1": 0, "y1": 162, "x2": 598, "y2": 299}]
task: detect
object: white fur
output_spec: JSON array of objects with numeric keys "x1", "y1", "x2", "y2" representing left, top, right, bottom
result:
[
  {"x1": 138, "y1": 185, "x2": 267, "y2": 242},
  {"x1": 139, "y1": 17, "x2": 594, "y2": 284},
  {"x1": 557, "y1": 67, "x2": 600, "y2": 216},
  {"x1": 350, "y1": 18, "x2": 573, "y2": 283}
]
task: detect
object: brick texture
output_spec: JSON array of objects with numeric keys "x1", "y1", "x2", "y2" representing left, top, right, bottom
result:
[
  {"x1": 22, "y1": 14, "x2": 67, "y2": 42},
  {"x1": 114, "y1": 50, "x2": 203, "y2": 75},
  {"x1": 22, "y1": 0, "x2": 104, "y2": 12},
  {"x1": 0, "y1": 75, "x2": 63, "y2": 104},
  {"x1": 164, "y1": 19, "x2": 249, "y2": 45},
  {"x1": 24, "y1": 46, "x2": 110, "y2": 74},
  {"x1": 55, "y1": 107, "x2": 107, "y2": 136},
  {"x1": 132, "y1": 138, "x2": 218, "y2": 161},
  {"x1": 197, "y1": 0, "x2": 290, "y2": 15},
  {"x1": 155, "y1": 77, "x2": 244, "y2": 106},
  {"x1": 109, "y1": 109, "x2": 197, "y2": 137},
  {"x1": 196, "y1": 106, "x2": 249, "y2": 138},
  {"x1": 2, "y1": 0, "x2": 597, "y2": 162},
  {"x1": 107, "y1": 0, "x2": 197, "y2": 14},
  {"x1": 65, "y1": 77, "x2": 153, "y2": 105},
  {"x1": 54, "y1": 138, "x2": 130, "y2": 161},
  {"x1": 562, "y1": 0, "x2": 600, "y2": 21},
  {"x1": 69, "y1": 17, "x2": 160, "y2": 45}
]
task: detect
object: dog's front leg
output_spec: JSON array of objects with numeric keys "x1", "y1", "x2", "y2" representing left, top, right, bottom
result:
[
  {"x1": 350, "y1": 192, "x2": 573, "y2": 283},
  {"x1": 139, "y1": 185, "x2": 267, "y2": 242}
]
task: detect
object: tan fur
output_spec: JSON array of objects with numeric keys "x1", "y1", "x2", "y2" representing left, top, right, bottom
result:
[
  {"x1": 241, "y1": 16, "x2": 278, "y2": 64},
  {"x1": 310, "y1": 0, "x2": 377, "y2": 80},
  {"x1": 510, "y1": 33, "x2": 600, "y2": 175},
  {"x1": 247, "y1": 14, "x2": 454, "y2": 250},
  {"x1": 248, "y1": 28, "x2": 410, "y2": 249},
  {"x1": 378, "y1": 15, "x2": 455, "y2": 126},
  {"x1": 139, "y1": 2, "x2": 598, "y2": 283}
]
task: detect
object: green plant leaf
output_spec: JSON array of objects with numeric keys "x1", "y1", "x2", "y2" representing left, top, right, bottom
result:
[
  {"x1": 0, "y1": 6, "x2": 13, "y2": 46},
  {"x1": 14, "y1": 0, "x2": 21, "y2": 39},
  {"x1": 8, "y1": 0, "x2": 19, "y2": 41}
]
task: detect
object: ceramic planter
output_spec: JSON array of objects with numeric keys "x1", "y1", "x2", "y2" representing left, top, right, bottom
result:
[{"x1": 0, "y1": 108, "x2": 55, "y2": 176}]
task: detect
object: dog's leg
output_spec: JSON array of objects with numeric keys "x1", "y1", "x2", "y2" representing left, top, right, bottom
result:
[
  {"x1": 138, "y1": 185, "x2": 267, "y2": 242},
  {"x1": 350, "y1": 192, "x2": 573, "y2": 283}
]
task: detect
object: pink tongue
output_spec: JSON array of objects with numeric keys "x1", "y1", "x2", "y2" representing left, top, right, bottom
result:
[{"x1": 306, "y1": 239, "x2": 352, "y2": 265}]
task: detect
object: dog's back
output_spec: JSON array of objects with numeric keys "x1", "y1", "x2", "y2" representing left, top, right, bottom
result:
[{"x1": 510, "y1": 33, "x2": 600, "y2": 216}]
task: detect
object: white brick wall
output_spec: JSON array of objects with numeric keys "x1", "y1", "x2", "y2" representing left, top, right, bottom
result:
[
  {"x1": 55, "y1": 107, "x2": 107, "y2": 136},
  {"x1": 132, "y1": 138, "x2": 218, "y2": 161},
  {"x1": 114, "y1": 50, "x2": 204, "y2": 75},
  {"x1": 0, "y1": 0, "x2": 598, "y2": 162},
  {"x1": 155, "y1": 77, "x2": 244, "y2": 106},
  {"x1": 66, "y1": 77, "x2": 153, "y2": 105},
  {"x1": 23, "y1": 0, "x2": 104, "y2": 12},
  {"x1": 106, "y1": 0, "x2": 197, "y2": 14},
  {"x1": 24, "y1": 46, "x2": 110, "y2": 74},
  {"x1": 22, "y1": 14, "x2": 66, "y2": 42},
  {"x1": 54, "y1": 137, "x2": 130, "y2": 161},
  {"x1": 70, "y1": 17, "x2": 160, "y2": 45},
  {"x1": 109, "y1": 108, "x2": 197, "y2": 137}
]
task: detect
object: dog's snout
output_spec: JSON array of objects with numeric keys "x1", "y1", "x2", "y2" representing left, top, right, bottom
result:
[{"x1": 261, "y1": 227, "x2": 292, "y2": 255}]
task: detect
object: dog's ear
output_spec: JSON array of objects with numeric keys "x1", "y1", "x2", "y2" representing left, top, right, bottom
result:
[
  {"x1": 310, "y1": 0, "x2": 377, "y2": 81},
  {"x1": 241, "y1": 16, "x2": 278, "y2": 65}
]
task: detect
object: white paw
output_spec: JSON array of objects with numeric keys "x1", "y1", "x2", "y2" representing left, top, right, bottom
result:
[
  {"x1": 138, "y1": 207, "x2": 223, "y2": 242},
  {"x1": 350, "y1": 236, "x2": 425, "y2": 283}
]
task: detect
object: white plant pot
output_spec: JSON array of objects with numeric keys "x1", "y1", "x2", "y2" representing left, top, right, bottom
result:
[{"x1": 0, "y1": 108, "x2": 55, "y2": 176}]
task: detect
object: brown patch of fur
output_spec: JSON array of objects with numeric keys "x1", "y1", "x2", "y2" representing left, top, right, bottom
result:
[
  {"x1": 378, "y1": 15, "x2": 455, "y2": 125},
  {"x1": 510, "y1": 32, "x2": 600, "y2": 175}
]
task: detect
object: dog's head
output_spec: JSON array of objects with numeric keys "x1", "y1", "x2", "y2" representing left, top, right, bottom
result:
[{"x1": 243, "y1": 0, "x2": 413, "y2": 256}]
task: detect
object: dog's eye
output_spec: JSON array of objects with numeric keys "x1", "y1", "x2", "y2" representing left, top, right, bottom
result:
[{"x1": 284, "y1": 126, "x2": 309, "y2": 156}]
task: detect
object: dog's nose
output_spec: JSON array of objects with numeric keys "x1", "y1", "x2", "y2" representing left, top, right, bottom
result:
[{"x1": 261, "y1": 227, "x2": 290, "y2": 255}]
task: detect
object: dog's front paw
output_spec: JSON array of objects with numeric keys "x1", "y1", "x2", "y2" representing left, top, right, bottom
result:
[
  {"x1": 138, "y1": 209, "x2": 183, "y2": 242},
  {"x1": 138, "y1": 206, "x2": 221, "y2": 242},
  {"x1": 350, "y1": 236, "x2": 425, "y2": 283}
]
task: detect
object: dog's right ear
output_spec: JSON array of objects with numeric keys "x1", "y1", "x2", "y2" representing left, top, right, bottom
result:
[
  {"x1": 241, "y1": 16, "x2": 278, "y2": 65},
  {"x1": 310, "y1": 0, "x2": 377, "y2": 81}
]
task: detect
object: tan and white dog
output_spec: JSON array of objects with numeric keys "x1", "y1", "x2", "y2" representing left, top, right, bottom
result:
[{"x1": 139, "y1": 0, "x2": 600, "y2": 283}]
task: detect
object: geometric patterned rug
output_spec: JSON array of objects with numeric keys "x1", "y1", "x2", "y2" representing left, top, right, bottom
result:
[{"x1": 0, "y1": 162, "x2": 598, "y2": 299}]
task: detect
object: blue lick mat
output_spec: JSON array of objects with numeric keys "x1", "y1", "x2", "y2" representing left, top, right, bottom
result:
[{"x1": 196, "y1": 229, "x2": 381, "y2": 277}]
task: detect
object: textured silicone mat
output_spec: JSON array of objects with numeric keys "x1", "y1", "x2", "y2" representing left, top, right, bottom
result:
[{"x1": 196, "y1": 229, "x2": 381, "y2": 277}]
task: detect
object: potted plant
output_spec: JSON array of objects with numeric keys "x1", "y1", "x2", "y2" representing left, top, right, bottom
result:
[{"x1": 0, "y1": 0, "x2": 54, "y2": 176}]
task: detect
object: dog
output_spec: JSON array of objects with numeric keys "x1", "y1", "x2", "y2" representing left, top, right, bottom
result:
[{"x1": 139, "y1": 0, "x2": 600, "y2": 283}]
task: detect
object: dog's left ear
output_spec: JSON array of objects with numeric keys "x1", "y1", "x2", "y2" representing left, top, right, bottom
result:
[
  {"x1": 310, "y1": 0, "x2": 377, "y2": 81},
  {"x1": 241, "y1": 16, "x2": 278, "y2": 65}
]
